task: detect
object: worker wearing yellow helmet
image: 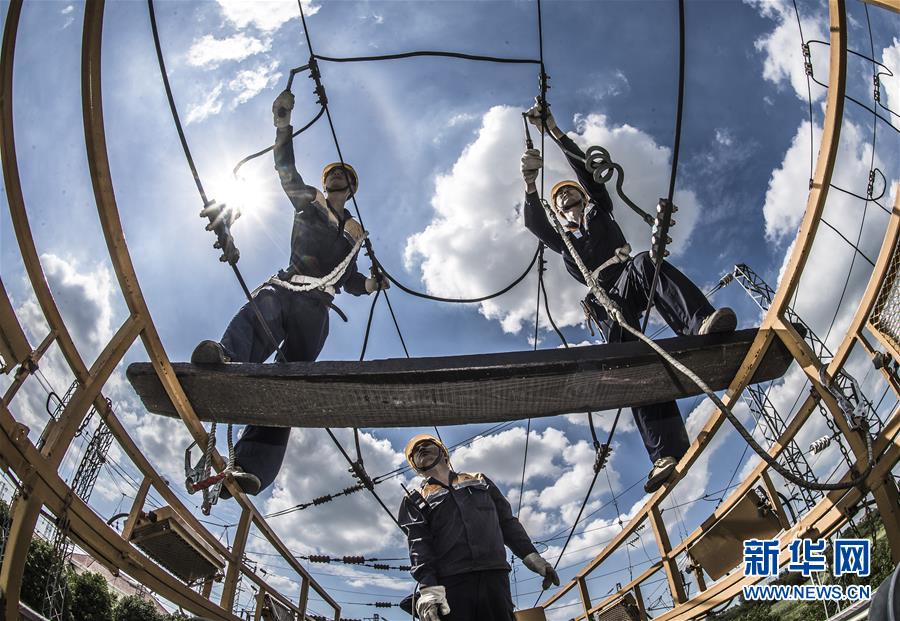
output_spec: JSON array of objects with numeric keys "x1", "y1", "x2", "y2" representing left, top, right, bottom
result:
[
  {"x1": 521, "y1": 97, "x2": 737, "y2": 494},
  {"x1": 188, "y1": 89, "x2": 389, "y2": 500},
  {"x1": 398, "y1": 434, "x2": 559, "y2": 621}
]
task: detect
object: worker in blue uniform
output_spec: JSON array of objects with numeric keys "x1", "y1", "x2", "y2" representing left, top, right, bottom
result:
[
  {"x1": 191, "y1": 90, "x2": 387, "y2": 497},
  {"x1": 521, "y1": 100, "x2": 736, "y2": 492},
  {"x1": 398, "y1": 434, "x2": 559, "y2": 621}
]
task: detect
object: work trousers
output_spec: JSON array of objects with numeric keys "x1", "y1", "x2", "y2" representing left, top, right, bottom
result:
[
  {"x1": 590, "y1": 252, "x2": 713, "y2": 463},
  {"x1": 220, "y1": 285, "x2": 330, "y2": 494},
  {"x1": 440, "y1": 570, "x2": 516, "y2": 621}
]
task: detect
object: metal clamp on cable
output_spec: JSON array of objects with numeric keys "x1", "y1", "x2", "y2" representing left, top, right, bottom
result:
[
  {"x1": 349, "y1": 460, "x2": 375, "y2": 491},
  {"x1": 593, "y1": 441, "x2": 612, "y2": 474},
  {"x1": 650, "y1": 199, "x2": 677, "y2": 264},
  {"x1": 308, "y1": 57, "x2": 327, "y2": 106},
  {"x1": 818, "y1": 367, "x2": 869, "y2": 432}
]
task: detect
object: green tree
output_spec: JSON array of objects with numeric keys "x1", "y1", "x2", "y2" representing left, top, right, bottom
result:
[
  {"x1": 20, "y1": 537, "x2": 64, "y2": 612},
  {"x1": 67, "y1": 570, "x2": 115, "y2": 621},
  {"x1": 113, "y1": 594, "x2": 165, "y2": 621}
]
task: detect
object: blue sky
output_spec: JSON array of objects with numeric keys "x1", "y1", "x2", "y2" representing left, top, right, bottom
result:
[{"x1": 1, "y1": 0, "x2": 899, "y2": 619}]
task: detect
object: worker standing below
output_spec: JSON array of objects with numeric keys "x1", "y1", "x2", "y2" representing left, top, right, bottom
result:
[
  {"x1": 398, "y1": 434, "x2": 559, "y2": 621},
  {"x1": 190, "y1": 89, "x2": 388, "y2": 497},
  {"x1": 520, "y1": 99, "x2": 736, "y2": 493}
]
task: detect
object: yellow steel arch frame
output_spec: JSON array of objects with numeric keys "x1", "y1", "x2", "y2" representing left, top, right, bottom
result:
[
  {"x1": 540, "y1": 0, "x2": 900, "y2": 618},
  {"x1": 0, "y1": 0, "x2": 896, "y2": 619},
  {"x1": 0, "y1": 1, "x2": 340, "y2": 619}
]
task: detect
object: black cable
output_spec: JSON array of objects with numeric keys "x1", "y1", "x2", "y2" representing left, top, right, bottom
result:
[
  {"x1": 324, "y1": 428, "x2": 403, "y2": 530},
  {"x1": 232, "y1": 106, "x2": 326, "y2": 176},
  {"x1": 533, "y1": 470, "x2": 601, "y2": 607},
  {"x1": 822, "y1": 3, "x2": 882, "y2": 346},
  {"x1": 358, "y1": 288, "x2": 382, "y2": 362},
  {"x1": 791, "y1": 0, "x2": 815, "y2": 184},
  {"x1": 381, "y1": 283, "x2": 411, "y2": 358},
  {"x1": 314, "y1": 50, "x2": 540, "y2": 65},
  {"x1": 377, "y1": 243, "x2": 541, "y2": 303},
  {"x1": 639, "y1": 0, "x2": 685, "y2": 336},
  {"x1": 820, "y1": 218, "x2": 876, "y2": 267},
  {"x1": 801, "y1": 42, "x2": 900, "y2": 132},
  {"x1": 147, "y1": 0, "x2": 288, "y2": 363}
]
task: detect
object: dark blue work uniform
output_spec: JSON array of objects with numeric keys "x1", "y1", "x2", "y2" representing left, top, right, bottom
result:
[
  {"x1": 398, "y1": 472, "x2": 537, "y2": 621},
  {"x1": 523, "y1": 133, "x2": 714, "y2": 463},
  {"x1": 219, "y1": 124, "x2": 368, "y2": 495}
]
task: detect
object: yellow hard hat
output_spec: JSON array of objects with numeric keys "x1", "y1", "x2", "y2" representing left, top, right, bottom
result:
[
  {"x1": 321, "y1": 162, "x2": 358, "y2": 192},
  {"x1": 404, "y1": 434, "x2": 449, "y2": 469},
  {"x1": 550, "y1": 180, "x2": 588, "y2": 207}
]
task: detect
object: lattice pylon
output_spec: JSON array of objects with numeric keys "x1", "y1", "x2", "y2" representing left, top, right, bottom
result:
[{"x1": 42, "y1": 408, "x2": 114, "y2": 621}]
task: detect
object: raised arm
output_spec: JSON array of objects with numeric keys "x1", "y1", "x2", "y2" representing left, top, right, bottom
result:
[
  {"x1": 525, "y1": 98, "x2": 614, "y2": 213},
  {"x1": 272, "y1": 90, "x2": 317, "y2": 210},
  {"x1": 521, "y1": 149, "x2": 564, "y2": 254}
]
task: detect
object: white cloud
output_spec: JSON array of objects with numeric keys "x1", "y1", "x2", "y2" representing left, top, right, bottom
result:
[
  {"x1": 745, "y1": 0, "x2": 827, "y2": 101},
  {"x1": 39, "y1": 255, "x2": 116, "y2": 355},
  {"x1": 577, "y1": 69, "x2": 630, "y2": 102},
  {"x1": 186, "y1": 34, "x2": 270, "y2": 68},
  {"x1": 881, "y1": 38, "x2": 900, "y2": 113},
  {"x1": 405, "y1": 106, "x2": 706, "y2": 334},
  {"x1": 715, "y1": 128, "x2": 734, "y2": 147},
  {"x1": 450, "y1": 426, "x2": 569, "y2": 485},
  {"x1": 260, "y1": 428, "x2": 408, "y2": 556},
  {"x1": 215, "y1": 0, "x2": 319, "y2": 32},
  {"x1": 228, "y1": 60, "x2": 283, "y2": 105},
  {"x1": 185, "y1": 83, "x2": 224, "y2": 125},
  {"x1": 61, "y1": 4, "x2": 74, "y2": 13},
  {"x1": 762, "y1": 120, "x2": 821, "y2": 241}
]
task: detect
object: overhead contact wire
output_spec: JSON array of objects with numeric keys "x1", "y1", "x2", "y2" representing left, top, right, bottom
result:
[{"x1": 147, "y1": 0, "x2": 288, "y2": 366}]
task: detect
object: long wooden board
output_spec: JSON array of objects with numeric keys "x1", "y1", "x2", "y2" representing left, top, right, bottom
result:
[{"x1": 126, "y1": 328, "x2": 793, "y2": 428}]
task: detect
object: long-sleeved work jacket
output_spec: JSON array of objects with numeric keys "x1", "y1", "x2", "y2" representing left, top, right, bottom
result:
[
  {"x1": 274, "y1": 125, "x2": 367, "y2": 295},
  {"x1": 523, "y1": 133, "x2": 628, "y2": 290},
  {"x1": 398, "y1": 472, "x2": 538, "y2": 587}
]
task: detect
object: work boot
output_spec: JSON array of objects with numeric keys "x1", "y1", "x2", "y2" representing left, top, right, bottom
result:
[
  {"x1": 191, "y1": 340, "x2": 230, "y2": 365},
  {"x1": 219, "y1": 467, "x2": 261, "y2": 500},
  {"x1": 697, "y1": 307, "x2": 737, "y2": 336},
  {"x1": 644, "y1": 456, "x2": 678, "y2": 493}
]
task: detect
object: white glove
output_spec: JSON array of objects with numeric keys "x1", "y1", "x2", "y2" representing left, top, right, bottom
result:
[
  {"x1": 524, "y1": 96, "x2": 558, "y2": 134},
  {"x1": 272, "y1": 90, "x2": 295, "y2": 128},
  {"x1": 365, "y1": 275, "x2": 390, "y2": 294},
  {"x1": 524, "y1": 552, "x2": 560, "y2": 590},
  {"x1": 521, "y1": 148, "x2": 543, "y2": 186},
  {"x1": 416, "y1": 585, "x2": 450, "y2": 621}
]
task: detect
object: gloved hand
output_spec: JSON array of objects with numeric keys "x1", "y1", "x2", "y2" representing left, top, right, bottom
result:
[
  {"x1": 523, "y1": 552, "x2": 560, "y2": 590},
  {"x1": 524, "y1": 96, "x2": 558, "y2": 135},
  {"x1": 521, "y1": 148, "x2": 543, "y2": 186},
  {"x1": 272, "y1": 90, "x2": 295, "y2": 128},
  {"x1": 365, "y1": 274, "x2": 390, "y2": 294},
  {"x1": 200, "y1": 201, "x2": 241, "y2": 264},
  {"x1": 416, "y1": 585, "x2": 450, "y2": 621}
]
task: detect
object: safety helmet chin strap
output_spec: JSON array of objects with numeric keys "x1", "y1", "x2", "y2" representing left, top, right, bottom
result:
[{"x1": 415, "y1": 452, "x2": 445, "y2": 474}]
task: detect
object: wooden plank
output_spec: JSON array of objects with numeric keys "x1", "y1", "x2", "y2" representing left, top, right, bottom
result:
[
  {"x1": 577, "y1": 576, "x2": 592, "y2": 616},
  {"x1": 861, "y1": 0, "x2": 900, "y2": 13},
  {"x1": 650, "y1": 506, "x2": 687, "y2": 605},
  {"x1": 220, "y1": 508, "x2": 251, "y2": 612},
  {"x1": 122, "y1": 476, "x2": 152, "y2": 541},
  {"x1": 127, "y1": 328, "x2": 794, "y2": 428}
]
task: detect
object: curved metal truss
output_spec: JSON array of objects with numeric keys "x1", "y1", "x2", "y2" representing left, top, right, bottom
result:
[
  {"x1": 538, "y1": 0, "x2": 900, "y2": 619},
  {"x1": 0, "y1": 0, "x2": 896, "y2": 620},
  {"x1": 0, "y1": 1, "x2": 341, "y2": 619}
]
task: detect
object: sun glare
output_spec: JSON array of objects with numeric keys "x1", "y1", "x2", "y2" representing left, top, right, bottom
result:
[{"x1": 207, "y1": 169, "x2": 275, "y2": 222}]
